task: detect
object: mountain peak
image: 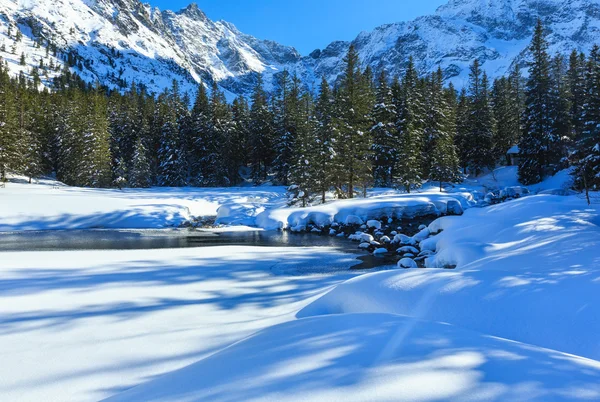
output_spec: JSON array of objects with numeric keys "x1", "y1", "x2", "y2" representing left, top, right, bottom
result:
[{"x1": 177, "y1": 2, "x2": 208, "y2": 21}]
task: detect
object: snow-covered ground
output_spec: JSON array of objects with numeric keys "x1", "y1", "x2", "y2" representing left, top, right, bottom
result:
[
  {"x1": 0, "y1": 246, "x2": 358, "y2": 401},
  {"x1": 2, "y1": 169, "x2": 600, "y2": 401},
  {"x1": 0, "y1": 179, "x2": 287, "y2": 231}
]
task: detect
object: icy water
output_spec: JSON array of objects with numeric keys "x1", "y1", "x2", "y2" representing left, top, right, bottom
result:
[{"x1": 0, "y1": 229, "x2": 395, "y2": 269}]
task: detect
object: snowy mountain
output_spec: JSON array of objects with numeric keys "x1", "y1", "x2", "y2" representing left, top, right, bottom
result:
[
  {"x1": 1, "y1": 0, "x2": 600, "y2": 97},
  {"x1": 304, "y1": 0, "x2": 600, "y2": 87},
  {"x1": 0, "y1": 0, "x2": 303, "y2": 97}
]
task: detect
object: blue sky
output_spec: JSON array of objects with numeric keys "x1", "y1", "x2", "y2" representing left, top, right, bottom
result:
[{"x1": 147, "y1": 0, "x2": 447, "y2": 55}]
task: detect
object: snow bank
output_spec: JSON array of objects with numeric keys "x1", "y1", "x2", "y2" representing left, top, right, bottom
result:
[
  {"x1": 300, "y1": 194, "x2": 600, "y2": 361},
  {"x1": 108, "y1": 313, "x2": 600, "y2": 402},
  {"x1": 255, "y1": 192, "x2": 474, "y2": 231},
  {"x1": 0, "y1": 181, "x2": 286, "y2": 231}
]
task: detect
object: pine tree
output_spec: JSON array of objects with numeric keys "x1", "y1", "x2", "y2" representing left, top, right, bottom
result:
[
  {"x1": 129, "y1": 137, "x2": 152, "y2": 188},
  {"x1": 272, "y1": 70, "x2": 294, "y2": 185},
  {"x1": 549, "y1": 54, "x2": 572, "y2": 163},
  {"x1": 0, "y1": 66, "x2": 22, "y2": 180},
  {"x1": 394, "y1": 57, "x2": 424, "y2": 192},
  {"x1": 157, "y1": 90, "x2": 186, "y2": 187},
  {"x1": 573, "y1": 45, "x2": 600, "y2": 196},
  {"x1": 455, "y1": 88, "x2": 470, "y2": 173},
  {"x1": 229, "y1": 95, "x2": 251, "y2": 184},
  {"x1": 289, "y1": 90, "x2": 316, "y2": 206},
  {"x1": 313, "y1": 76, "x2": 337, "y2": 203},
  {"x1": 371, "y1": 70, "x2": 397, "y2": 186},
  {"x1": 188, "y1": 83, "x2": 210, "y2": 185},
  {"x1": 334, "y1": 45, "x2": 375, "y2": 198},
  {"x1": 425, "y1": 68, "x2": 461, "y2": 190},
  {"x1": 568, "y1": 50, "x2": 587, "y2": 141},
  {"x1": 492, "y1": 75, "x2": 521, "y2": 164},
  {"x1": 519, "y1": 20, "x2": 556, "y2": 185},
  {"x1": 83, "y1": 85, "x2": 112, "y2": 187},
  {"x1": 202, "y1": 81, "x2": 233, "y2": 186},
  {"x1": 249, "y1": 74, "x2": 274, "y2": 183}
]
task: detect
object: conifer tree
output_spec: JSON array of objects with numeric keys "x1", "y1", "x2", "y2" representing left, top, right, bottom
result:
[
  {"x1": 157, "y1": 91, "x2": 186, "y2": 187},
  {"x1": 334, "y1": 45, "x2": 374, "y2": 198},
  {"x1": 573, "y1": 45, "x2": 600, "y2": 196},
  {"x1": 567, "y1": 50, "x2": 587, "y2": 140},
  {"x1": 202, "y1": 81, "x2": 233, "y2": 186},
  {"x1": 371, "y1": 70, "x2": 397, "y2": 186},
  {"x1": 312, "y1": 76, "x2": 337, "y2": 203},
  {"x1": 519, "y1": 20, "x2": 558, "y2": 184},
  {"x1": 272, "y1": 70, "x2": 294, "y2": 185},
  {"x1": 0, "y1": 65, "x2": 20, "y2": 180},
  {"x1": 289, "y1": 91, "x2": 316, "y2": 206},
  {"x1": 129, "y1": 137, "x2": 151, "y2": 188},
  {"x1": 465, "y1": 60, "x2": 495, "y2": 176},
  {"x1": 394, "y1": 57, "x2": 424, "y2": 192},
  {"x1": 230, "y1": 95, "x2": 251, "y2": 184},
  {"x1": 426, "y1": 68, "x2": 461, "y2": 189},
  {"x1": 249, "y1": 74, "x2": 274, "y2": 183},
  {"x1": 188, "y1": 83, "x2": 210, "y2": 185}
]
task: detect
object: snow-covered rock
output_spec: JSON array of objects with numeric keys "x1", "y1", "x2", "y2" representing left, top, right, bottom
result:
[
  {"x1": 373, "y1": 248, "x2": 388, "y2": 255},
  {"x1": 366, "y1": 220, "x2": 382, "y2": 229},
  {"x1": 398, "y1": 258, "x2": 418, "y2": 269},
  {"x1": 397, "y1": 246, "x2": 419, "y2": 255},
  {"x1": 345, "y1": 215, "x2": 364, "y2": 226}
]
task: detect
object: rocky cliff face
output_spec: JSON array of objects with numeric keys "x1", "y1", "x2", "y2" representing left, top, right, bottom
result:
[{"x1": 0, "y1": 0, "x2": 599, "y2": 97}]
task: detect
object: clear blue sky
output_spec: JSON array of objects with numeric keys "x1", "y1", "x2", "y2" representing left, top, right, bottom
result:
[{"x1": 147, "y1": 0, "x2": 447, "y2": 55}]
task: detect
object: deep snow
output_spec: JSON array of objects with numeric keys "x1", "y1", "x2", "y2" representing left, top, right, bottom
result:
[{"x1": 0, "y1": 246, "x2": 358, "y2": 401}]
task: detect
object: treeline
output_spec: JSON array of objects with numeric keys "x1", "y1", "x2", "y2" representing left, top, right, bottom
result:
[{"x1": 0, "y1": 19, "x2": 599, "y2": 202}]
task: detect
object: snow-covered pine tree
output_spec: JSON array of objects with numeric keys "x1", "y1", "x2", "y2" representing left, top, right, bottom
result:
[
  {"x1": 394, "y1": 57, "x2": 424, "y2": 192},
  {"x1": 572, "y1": 45, "x2": 600, "y2": 196},
  {"x1": 249, "y1": 74, "x2": 275, "y2": 183},
  {"x1": 272, "y1": 70, "x2": 294, "y2": 185},
  {"x1": 289, "y1": 88, "x2": 316, "y2": 207},
  {"x1": 82, "y1": 85, "x2": 112, "y2": 188},
  {"x1": 519, "y1": 20, "x2": 556, "y2": 185},
  {"x1": 313, "y1": 76, "x2": 337, "y2": 203},
  {"x1": 549, "y1": 54, "x2": 572, "y2": 164},
  {"x1": 202, "y1": 81, "x2": 234, "y2": 186},
  {"x1": 188, "y1": 83, "x2": 210, "y2": 185},
  {"x1": 0, "y1": 63, "x2": 21, "y2": 180},
  {"x1": 157, "y1": 89, "x2": 186, "y2": 187},
  {"x1": 567, "y1": 50, "x2": 587, "y2": 141},
  {"x1": 333, "y1": 45, "x2": 375, "y2": 198},
  {"x1": 229, "y1": 96, "x2": 251, "y2": 184},
  {"x1": 371, "y1": 70, "x2": 397, "y2": 187},
  {"x1": 426, "y1": 68, "x2": 461, "y2": 190},
  {"x1": 455, "y1": 88, "x2": 470, "y2": 173},
  {"x1": 129, "y1": 137, "x2": 151, "y2": 188},
  {"x1": 492, "y1": 75, "x2": 521, "y2": 165}
]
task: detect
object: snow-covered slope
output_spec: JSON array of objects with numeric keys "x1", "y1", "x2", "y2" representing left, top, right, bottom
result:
[
  {"x1": 0, "y1": 0, "x2": 302, "y2": 96},
  {"x1": 304, "y1": 0, "x2": 600, "y2": 87},
  {"x1": 1, "y1": 0, "x2": 600, "y2": 96}
]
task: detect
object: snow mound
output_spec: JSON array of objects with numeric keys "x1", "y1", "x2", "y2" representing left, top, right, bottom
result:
[
  {"x1": 107, "y1": 314, "x2": 600, "y2": 402},
  {"x1": 256, "y1": 192, "x2": 473, "y2": 231},
  {"x1": 300, "y1": 195, "x2": 600, "y2": 361}
]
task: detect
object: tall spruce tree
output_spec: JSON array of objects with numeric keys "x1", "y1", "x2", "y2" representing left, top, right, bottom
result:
[
  {"x1": 313, "y1": 76, "x2": 337, "y2": 203},
  {"x1": 519, "y1": 20, "x2": 557, "y2": 185},
  {"x1": 426, "y1": 68, "x2": 461, "y2": 190},
  {"x1": 573, "y1": 45, "x2": 600, "y2": 196},
  {"x1": 371, "y1": 70, "x2": 397, "y2": 186},
  {"x1": 249, "y1": 74, "x2": 274, "y2": 183},
  {"x1": 466, "y1": 59, "x2": 495, "y2": 176},
  {"x1": 394, "y1": 57, "x2": 424, "y2": 192}
]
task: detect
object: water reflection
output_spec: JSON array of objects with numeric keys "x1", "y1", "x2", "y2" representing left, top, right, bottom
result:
[{"x1": 0, "y1": 229, "x2": 398, "y2": 269}]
